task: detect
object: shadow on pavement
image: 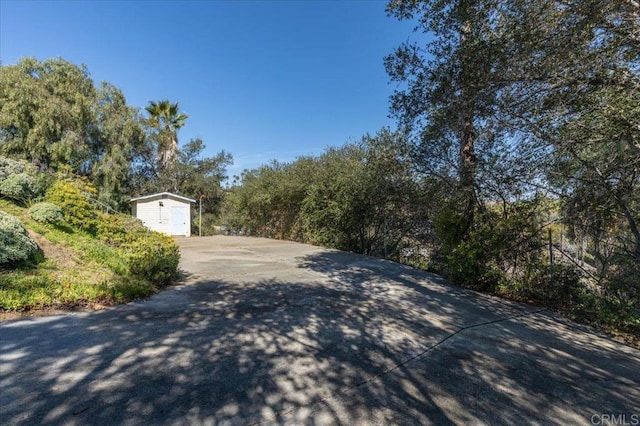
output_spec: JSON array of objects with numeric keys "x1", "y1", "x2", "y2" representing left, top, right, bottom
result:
[{"x1": 1, "y1": 249, "x2": 639, "y2": 425}]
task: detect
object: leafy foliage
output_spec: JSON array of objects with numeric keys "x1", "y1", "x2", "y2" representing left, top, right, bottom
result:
[
  {"x1": 302, "y1": 131, "x2": 428, "y2": 256},
  {"x1": 45, "y1": 180, "x2": 98, "y2": 234},
  {"x1": 0, "y1": 156, "x2": 47, "y2": 204},
  {"x1": 91, "y1": 82, "x2": 147, "y2": 210},
  {"x1": 225, "y1": 157, "x2": 313, "y2": 240},
  {"x1": 443, "y1": 199, "x2": 547, "y2": 292},
  {"x1": 28, "y1": 202, "x2": 65, "y2": 226},
  {"x1": 0, "y1": 173, "x2": 38, "y2": 204},
  {"x1": 385, "y1": 0, "x2": 640, "y2": 317},
  {"x1": 1, "y1": 197, "x2": 180, "y2": 310},
  {"x1": 493, "y1": 0, "x2": 640, "y2": 295},
  {"x1": 95, "y1": 211, "x2": 180, "y2": 285},
  {"x1": 0, "y1": 156, "x2": 31, "y2": 179},
  {"x1": 0, "y1": 58, "x2": 147, "y2": 210},
  {"x1": 226, "y1": 129, "x2": 428, "y2": 258},
  {"x1": 0, "y1": 59, "x2": 210, "y2": 310},
  {"x1": 0, "y1": 211, "x2": 39, "y2": 268},
  {"x1": 95, "y1": 212, "x2": 147, "y2": 247},
  {"x1": 0, "y1": 58, "x2": 232, "y2": 215},
  {"x1": 145, "y1": 99, "x2": 188, "y2": 172},
  {"x1": 0, "y1": 57, "x2": 96, "y2": 170},
  {"x1": 386, "y1": 0, "x2": 508, "y2": 241},
  {"x1": 122, "y1": 233, "x2": 180, "y2": 285}
]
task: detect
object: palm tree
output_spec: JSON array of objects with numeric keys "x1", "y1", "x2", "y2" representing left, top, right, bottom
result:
[{"x1": 145, "y1": 100, "x2": 188, "y2": 168}]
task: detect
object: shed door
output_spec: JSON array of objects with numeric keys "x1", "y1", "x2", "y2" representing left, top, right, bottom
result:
[{"x1": 171, "y1": 206, "x2": 188, "y2": 235}]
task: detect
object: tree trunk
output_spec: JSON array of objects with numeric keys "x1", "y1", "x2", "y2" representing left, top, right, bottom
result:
[
  {"x1": 459, "y1": 110, "x2": 477, "y2": 231},
  {"x1": 458, "y1": 3, "x2": 477, "y2": 237}
]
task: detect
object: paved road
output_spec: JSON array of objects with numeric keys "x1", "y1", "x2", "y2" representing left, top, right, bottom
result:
[{"x1": 1, "y1": 236, "x2": 639, "y2": 425}]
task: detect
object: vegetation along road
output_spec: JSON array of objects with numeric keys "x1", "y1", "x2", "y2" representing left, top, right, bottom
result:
[{"x1": 1, "y1": 236, "x2": 639, "y2": 425}]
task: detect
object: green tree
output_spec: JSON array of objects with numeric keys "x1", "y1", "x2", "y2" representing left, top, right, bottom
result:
[
  {"x1": 91, "y1": 82, "x2": 147, "y2": 210},
  {"x1": 493, "y1": 0, "x2": 640, "y2": 291},
  {"x1": 386, "y1": 0, "x2": 639, "y2": 297},
  {"x1": 225, "y1": 129, "x2": 428, "y2": 258},
  {"x1": 0, "y1": 57, "x2": 96, "y2": 170},
  {"x1": 0, "y1": 57, "x2": 148, "y2": 210},
  {"x1": 175, "y1": 139, "x2": 232, "y2": 230},
  {"x1": 224, "y1": 158, "x2": 314, "y2": 239},
  {"x1": 385, "y1": 0, "x2": 506, "y2": 242},
  {"x1": 144, "y1": 100, "x2": 188, "y2": 173},
  {"x1": 301, "y1": 130, "x2": 425, "y2": 257}
]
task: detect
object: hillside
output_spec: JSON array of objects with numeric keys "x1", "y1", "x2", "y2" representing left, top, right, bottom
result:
[{"x1": 0, "y1": 192, "x2": 180, "y2": 317}]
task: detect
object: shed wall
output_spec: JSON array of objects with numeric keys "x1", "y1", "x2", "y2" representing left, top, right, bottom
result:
[{"x1": 134, "y1": 196, "x2": 191, "y2": 236}]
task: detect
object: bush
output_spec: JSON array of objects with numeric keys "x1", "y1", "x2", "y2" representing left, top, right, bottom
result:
[
  {"x1": 0, "y1": 211, "x2": 39, "y2": 267},
  {"x1": 521, "y1": 263, "x2": 582, "y2": 308},
  {"x1": 443, "y1": 209, "x2": 509, "y2": 292},
  {"x1": 447, "y1": 240, "x2": 506, "y2": 292},
  {"x1": 122, "y1": 232, "x2": 180, "y2": 285},
  {"x1": 46, "y1": 180, "x2": 98, "y2": 234},
  {"x1": 0, "y1": 156, "x2": 30, "y2": 180},
  {"x1": 0, "y1": 157, "x2": 47, "y2": 204},
  {"x1": 565, "y1": 287, "x2": 640, "y2": 336},
  {"x1": 96, "y1": 212, "x2": 147, "y2": 247},
  {"x1": 603, "y1": 256, "x2": 640, "y2": 300},
  {"x1": 96, "y1": 212, "x2": 179, "y2": 285},
  {"x1": 0, "y1": 173, "x2": 37, "y2": 203},
  {"x1": 28, "y1": 202, "x2": 65, "y2": 225},
  {"x1": 433, "y1": 197, "x2": 472, "y2": 255}
]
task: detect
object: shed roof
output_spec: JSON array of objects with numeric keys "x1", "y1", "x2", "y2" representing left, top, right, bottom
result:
[{"x1": 130, "y1": 192, "x2": 196, "y2": 204}]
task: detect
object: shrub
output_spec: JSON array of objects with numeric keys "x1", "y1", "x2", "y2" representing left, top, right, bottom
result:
[
  {"x1": 443, "y1": 209, "x2": 510, "y2": 292},
  {"x1": 122, "y1": 232, "x2": 180, "y2": 285},
  {"x1": 433, "y1": 198, "x2": 472, "y2": 255},
  {"x1": 0, "y1": 156, "x2": 29, "y2": 180},
  {"x1": 0, "y1": 211, "x2": 39, "y2": 267},
  {"x1": 46, "y1": 180, "x2": 98, "y2": 234},
  {"x1": 96, "y1": 212, "x2": 179, "y2": 285},
  {"x1": 603, "y1": 256, "x2": 640, "y2": 300},
  {"x1": 0, "y1": 156, "x2": 48, "y2": 204},
  {"x1": 96, "y1": 212, "x2": 147, "y2": 247},
  {"x1": 28, "y1": 202, "x2": 65, "y2": 225},
  {"x1": 0, "y1": 173, "x2": 38, "y2": 203},
  {"x1": 521, "y1": 263, "x2": 582, "y2": 308},
  {"x1": 447, "y1": 239, "x2": 506, "y2": 292}
]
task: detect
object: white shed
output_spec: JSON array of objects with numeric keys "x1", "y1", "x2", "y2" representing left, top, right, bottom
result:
[{"x1": 130, "y1": 192, "x2": 196, "y2": 237}]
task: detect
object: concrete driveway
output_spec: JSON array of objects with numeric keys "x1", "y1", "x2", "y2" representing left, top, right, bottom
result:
[{"x1": 1, "y1": 236, "x2": 639, "y2": 425}]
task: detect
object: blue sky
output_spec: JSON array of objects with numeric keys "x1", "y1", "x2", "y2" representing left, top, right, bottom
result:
[{"x1": 0, "y1": 0, "x2": 417, "y2": 178}]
